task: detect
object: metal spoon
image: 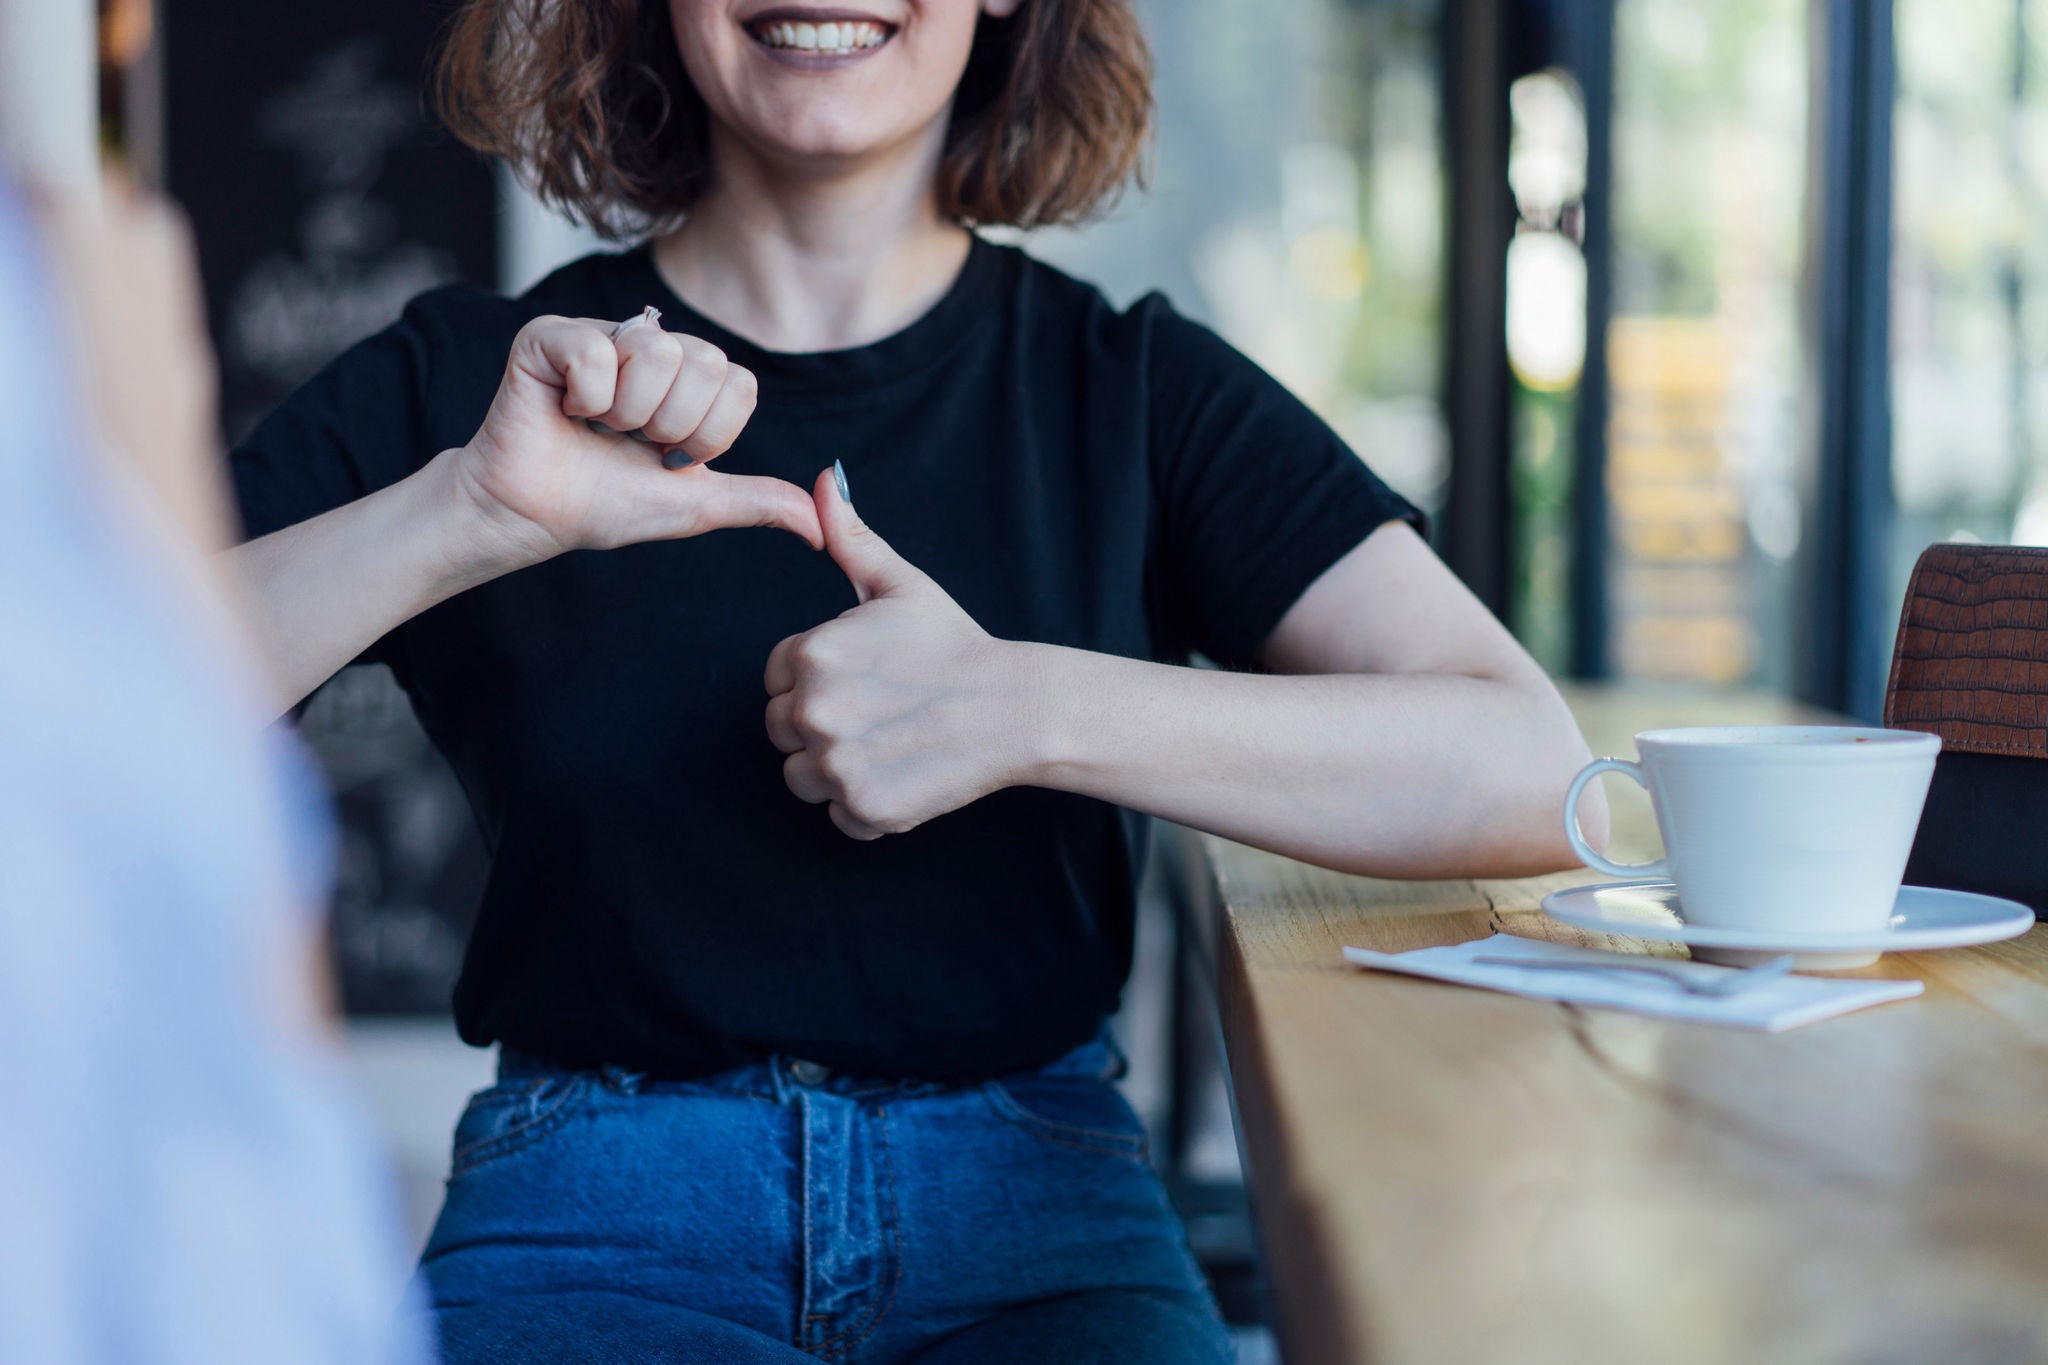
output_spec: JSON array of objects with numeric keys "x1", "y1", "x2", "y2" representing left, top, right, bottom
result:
[{"x1": 1469, "y1": 953, "x2": 1798, "y2": 998}]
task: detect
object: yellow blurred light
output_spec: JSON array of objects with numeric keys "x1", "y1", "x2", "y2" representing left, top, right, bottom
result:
[{"x1": 1290, "y1": 228, "x2": 1372, "y2": 302}]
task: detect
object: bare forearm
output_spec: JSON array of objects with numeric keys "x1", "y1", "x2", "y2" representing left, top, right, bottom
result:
[
  {"x1": 221, "y1": 449, "x2": 542, "y2": 711},
  {"x1": 1018, "y1": 645, "x2": 1600, "y2": 878}
]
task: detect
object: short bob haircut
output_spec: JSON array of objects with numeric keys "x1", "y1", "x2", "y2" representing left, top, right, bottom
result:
[{"x1": 438, "y1": 1, "x2": 1153, "y2": 240}]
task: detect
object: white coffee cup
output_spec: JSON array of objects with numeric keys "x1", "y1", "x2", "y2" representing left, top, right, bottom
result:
[{"x1": 1563, "y1": 726, "x2": 1941, "y2": 934}]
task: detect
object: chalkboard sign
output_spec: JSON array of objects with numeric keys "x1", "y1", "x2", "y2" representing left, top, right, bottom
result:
[
  {"x1": 165, "y1": 0, "x2": 496, "y2": 440},
  {"x1": 166, "y1": 0, "x2": 499, "y2": 1014}
]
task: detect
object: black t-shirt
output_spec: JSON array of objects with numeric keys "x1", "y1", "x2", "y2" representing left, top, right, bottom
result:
[{"x1": 232, "y1": 238, "x2": 1421, "y2": 1081}]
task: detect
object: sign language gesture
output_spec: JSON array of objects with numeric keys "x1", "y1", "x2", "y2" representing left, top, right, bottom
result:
[
  {"x1": 764, "y1": 465, "x2": 1038, "y2": 840},
  {"x1": 457, "y1": 313, "x2": 823, "y2": 562}
]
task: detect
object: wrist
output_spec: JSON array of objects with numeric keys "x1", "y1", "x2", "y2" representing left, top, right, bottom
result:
[
  {"x1": 997, "y1": 640, "x2": 1078, "y2": 790},
  {"x1": 429, "y1": 445, "x2": 560, "y2": 583}
]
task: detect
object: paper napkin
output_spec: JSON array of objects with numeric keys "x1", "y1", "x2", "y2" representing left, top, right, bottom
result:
[{"x1": 1340, "y1": 933, "x2": 1922, "y2": 1031}]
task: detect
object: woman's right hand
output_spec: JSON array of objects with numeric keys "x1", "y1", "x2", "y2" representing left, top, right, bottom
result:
[{"x1": 453, "y1": 314, "x2": 822, "y2": 563}]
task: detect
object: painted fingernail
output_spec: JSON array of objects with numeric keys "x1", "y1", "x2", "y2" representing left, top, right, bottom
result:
[
  {"x1": 833, "y1": 459, "x2": 852, "y2": 506},
  {"x1": 663, "y1": 449, "x2": 693, "y2": 470}
]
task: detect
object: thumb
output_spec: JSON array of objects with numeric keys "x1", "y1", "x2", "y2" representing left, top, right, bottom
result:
[
  {"x1": 692, "y1": 471, "x2": 825, "y2": 550},
  {"x1": 816, "y1": 462, "x2": 921, "y2": 604}
]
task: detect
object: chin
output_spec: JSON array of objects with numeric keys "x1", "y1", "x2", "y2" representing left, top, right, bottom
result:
[
  {"x1": 727, "y1": 84, "x2": 936, "y2": 165},
  {"x1": 758, "y1": 118, "x2": 911, "y2": 164}
]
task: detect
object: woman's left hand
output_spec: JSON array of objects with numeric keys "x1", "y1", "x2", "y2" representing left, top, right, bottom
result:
[{"x1": 764, "y1": 467, "x2": 1043, "y2": 840}]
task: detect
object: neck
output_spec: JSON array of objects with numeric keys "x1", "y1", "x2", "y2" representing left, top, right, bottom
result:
[{"x1": 653, "y1": 123, "x2": 972, "y2": 353}]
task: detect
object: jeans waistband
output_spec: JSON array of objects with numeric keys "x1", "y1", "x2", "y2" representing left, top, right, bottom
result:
[{"x1": 499, "y1": 1026, "x2": 1125, "y2": 1099}]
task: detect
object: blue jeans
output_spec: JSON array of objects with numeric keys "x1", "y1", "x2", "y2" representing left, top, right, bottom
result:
[{"x1": 414, "y1": 1033, "x2": 1232, "y2": 1363}]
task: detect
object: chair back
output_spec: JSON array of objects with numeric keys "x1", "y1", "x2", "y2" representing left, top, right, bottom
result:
[{"x1": 1884, "y1": 542, "x2": 2048, "y2": 915}]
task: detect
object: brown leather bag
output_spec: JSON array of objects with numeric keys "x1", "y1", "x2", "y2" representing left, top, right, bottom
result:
[{"x1": 1884, "y1": 542, "x2": 2048, "y2": 914}]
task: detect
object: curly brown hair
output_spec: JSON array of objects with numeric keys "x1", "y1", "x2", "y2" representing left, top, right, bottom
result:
[{"x1": 436, "y1": 1, "x2": 1153, "y2": 240}]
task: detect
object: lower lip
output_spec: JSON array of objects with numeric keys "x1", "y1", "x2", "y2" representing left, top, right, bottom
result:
[{"x1": 749, "y1": 34, "x2": 892, "y2": 70}]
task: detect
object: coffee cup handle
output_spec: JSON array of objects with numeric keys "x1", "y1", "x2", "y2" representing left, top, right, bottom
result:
[{"x1": 1564, "y1": 758, "x2": 1670, "y2": 881}]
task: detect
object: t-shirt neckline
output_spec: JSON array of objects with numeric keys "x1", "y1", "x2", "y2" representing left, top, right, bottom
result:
[{"x1": 628, "y1": 234, "x2": 1007, "y2": 397}]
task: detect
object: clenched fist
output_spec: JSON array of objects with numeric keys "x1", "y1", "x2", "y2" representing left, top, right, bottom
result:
[{"x1": 454, "y1": 313, "x2": 822, "y2": 562}]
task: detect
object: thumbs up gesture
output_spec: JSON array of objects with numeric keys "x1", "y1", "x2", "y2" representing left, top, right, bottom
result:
[{"x1": 764, "y1": 464, "x2": 1039, "y2": 840}]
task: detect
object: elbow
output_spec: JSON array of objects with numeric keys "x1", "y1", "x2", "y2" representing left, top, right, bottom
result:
[
  {"x1": 1534, "y1": 693, "x2": 1605, "y2": 872},
  {"x1": 1489, "y1": 681, "x2": 1605, "y2": 877},
  {"x1": 1471, "y1": 792, "x2": 1600, "y2": 880},
  {"x1": 1336, "y1": 741, "x2": 1605, "y2": 882}
]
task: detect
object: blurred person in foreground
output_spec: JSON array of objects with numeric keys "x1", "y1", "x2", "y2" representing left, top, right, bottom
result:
[
  {"x1": 225, "y1": 0, "x2": 1607, "y2": 1359},
  {"x1": 0, "y1": 163, "x2": 430, "y2": 1365}
]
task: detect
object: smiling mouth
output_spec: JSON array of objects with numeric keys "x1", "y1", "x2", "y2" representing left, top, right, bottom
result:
[{"x1": 746, "y1": 11, "x2": 896, "y2": 57}]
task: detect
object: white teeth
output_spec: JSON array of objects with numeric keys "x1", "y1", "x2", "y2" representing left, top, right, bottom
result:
[{"x1": 758, "y1": 17, "x2": 887, "y2": 53}]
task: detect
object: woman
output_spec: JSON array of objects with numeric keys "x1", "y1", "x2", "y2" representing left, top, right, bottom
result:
[{"x1": 227, "y1": 0, "x2": 1606, "y2": 1359}]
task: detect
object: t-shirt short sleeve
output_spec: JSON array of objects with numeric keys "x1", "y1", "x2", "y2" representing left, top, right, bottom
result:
[
  {"x1": 1139, "y1": 296, "x2": 1426, "y2": 669},
  {"x1": 233, "y1": 302, "x2": 431, "y2": 541}
]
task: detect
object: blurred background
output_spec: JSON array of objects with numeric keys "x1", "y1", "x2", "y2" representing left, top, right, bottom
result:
[{"x1": 21, "y1": 0, "x2": 2024, "y2": 1356}]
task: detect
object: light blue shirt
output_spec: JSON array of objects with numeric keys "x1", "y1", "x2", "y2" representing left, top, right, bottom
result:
[{"x1": 0, "y1": 181, "x2": 432, "y2": 1364}]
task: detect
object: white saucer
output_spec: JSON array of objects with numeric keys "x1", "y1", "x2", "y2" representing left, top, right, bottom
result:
[{"x1": 1541, "y1": 881, "x2": 2036, "y2": 969}]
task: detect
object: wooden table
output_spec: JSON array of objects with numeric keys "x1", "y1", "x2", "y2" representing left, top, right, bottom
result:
[{"x1": 1199, "y1": 683, "x2": 2048, "y2": 1365}]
